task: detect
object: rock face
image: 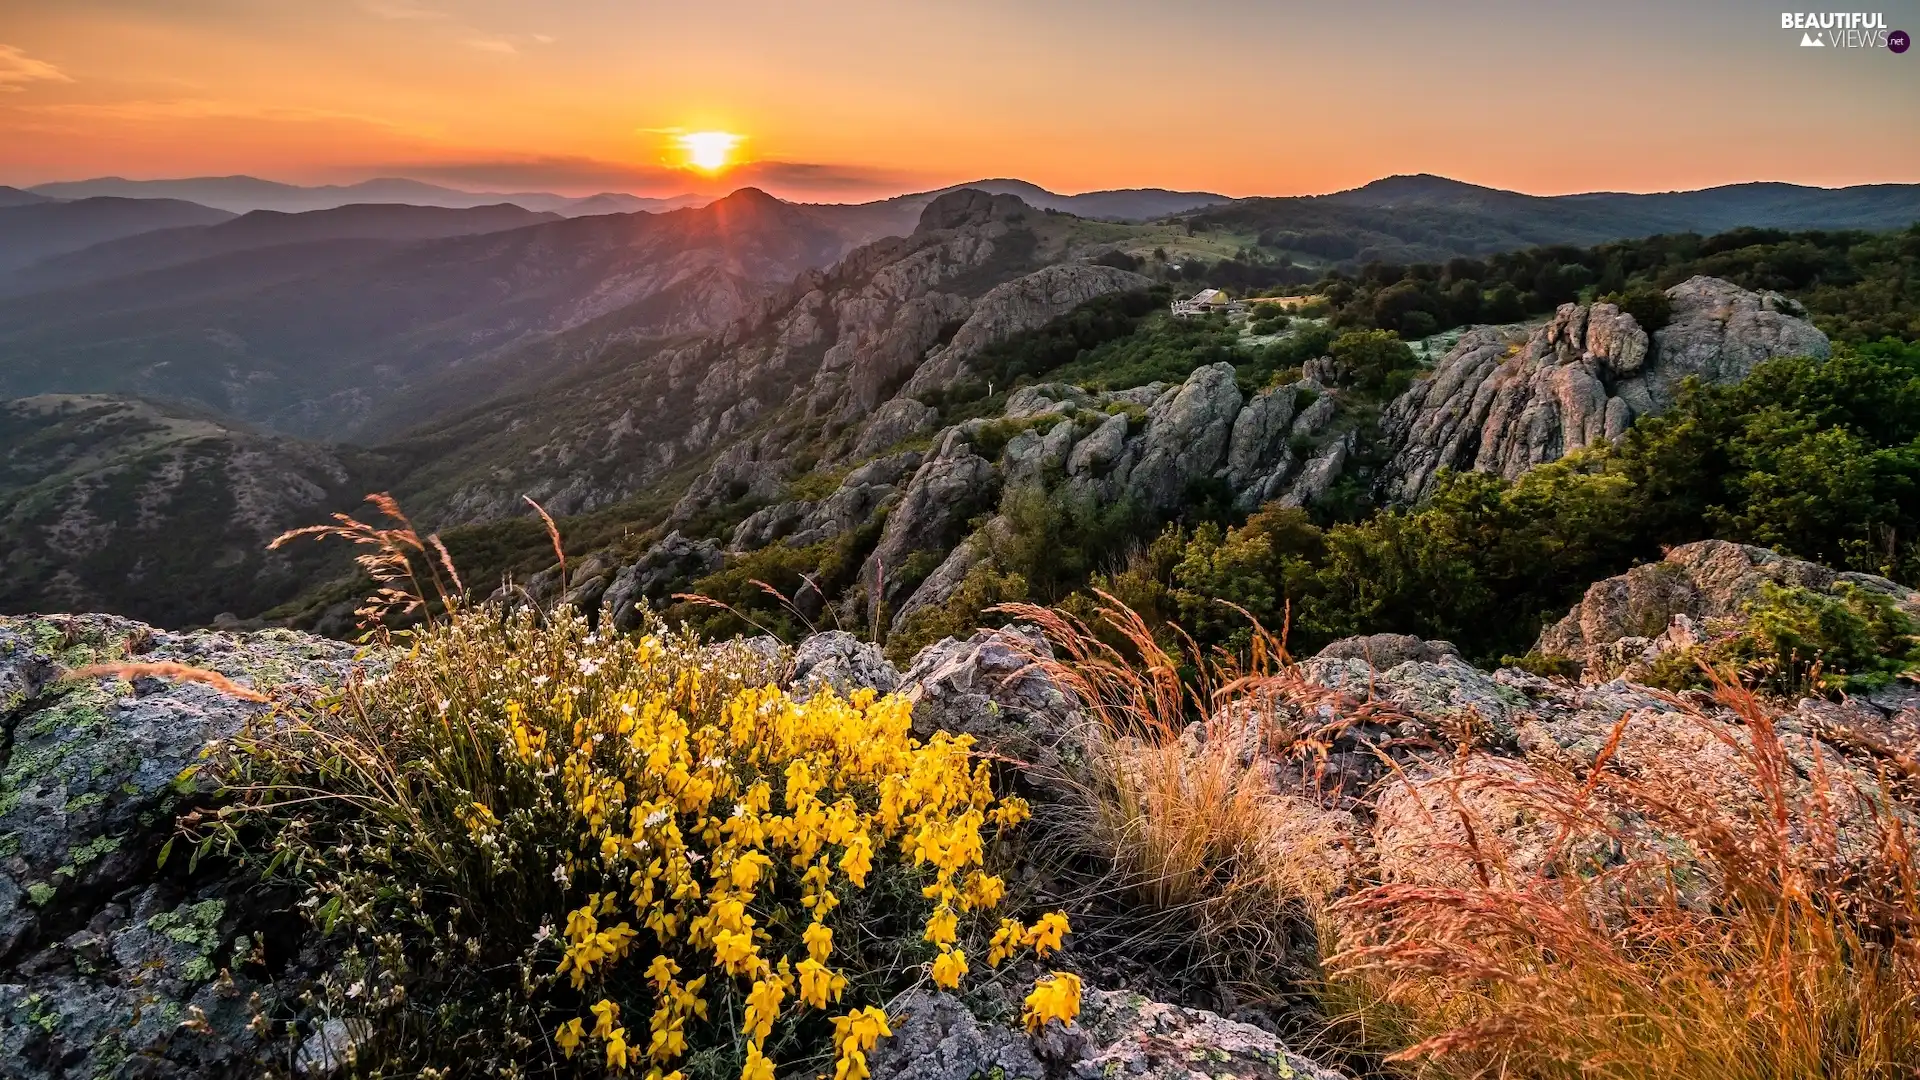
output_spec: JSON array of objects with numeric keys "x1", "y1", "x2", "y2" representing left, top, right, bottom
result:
[
  {"x1": 599, "y1": 531, "x2": 724, "y2": 631},
  {"x1": 0, "y1": 614, "x2": 356, "y2": 1080},
  {"x1": 901, "y1": 263, "x2": 1153, "y2": 398},
  {"x1": 1533, "y1": 539, "x2": 1920, "y2": 676},
  {"x1": 896, "y1": 624, "x2": 1083, "y2": 774},
  {"x1": 788, "y1": 630, "x2": 900, "y2": 701},
  {"x1": 1380, "y1": 277, "x2": 1830, "y2": 504}
]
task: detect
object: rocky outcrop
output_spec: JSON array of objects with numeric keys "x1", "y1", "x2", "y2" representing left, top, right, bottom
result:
[
  {"x1": 0, "y1": 614, "x2": 357, "y2": 1079},
  {"x1": 897, "y1": 624, "x2": 1083, "y2": 775},
  {"x1": 1380, "y1": 277, "x2": 1830, "y2": 504},
  {"x1": 1533, "y1": 539, "x2": 1920, "y2": 676},
  {"x1": 788, "y1": 630, "x2": 900, "y2": 701},
  {"x1": 900, "y1": 263, "x2": 1152, "y2": 398},
  {"x1": 860, "y1": 432, "x2": 999, "y2": 612},
  {"x1": 600, "y1": 531, "x2": 724, "y2": 631}
]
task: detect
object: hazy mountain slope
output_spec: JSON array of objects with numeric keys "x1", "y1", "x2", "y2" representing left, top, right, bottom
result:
[
  {"x1": 0, "y1": 187, "x2": 53, "y2": 208},
  {"x1": 0, "y1": 189, "x2": 900, "y2": 441},
  {"x1": 3, "y1": 202, "x2": 561, "y2": 294},
  {"x1": 28, "y1": 175, "x2": 709, "y2": 216},
  {"x1": 0, "y1": 197, "x2": 235, "y2": 273},
  {"x1": 0, "y1": 394, "x2": 382, "y2": 625},
  {"x1": 386, "y1": 189, "x2": 1149, "y2": 523},
  {"x1": 1571, "y1": 181, "x2": 1920, "y2": 233}
]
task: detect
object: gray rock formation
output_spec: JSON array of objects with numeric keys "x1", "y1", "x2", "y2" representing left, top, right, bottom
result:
[
  {"x1": 788, "y1": 630, "x2": 901, "y2": 701},
  {"x1": 897, "y1": 624, "x2": 1083, "y2": 775},
  {"x1": 1126, "y1": 362, "x2": 1243, "y2": 512},
  {"x1": 900, "y1": 262, "x2": 1152, "y2": 398},
  {"x1": 860, "y1": 431, "x2": 999, "y2": 611},
  {"x1": 601, "y1": 531, "x2": 724, "y2": 630},
  {"x1": 0, "y1": 614, "x2": 357, "y2": 1079},
  {"x1": 1380, "y1": 277, "x2": 1830, "y2": 504}
]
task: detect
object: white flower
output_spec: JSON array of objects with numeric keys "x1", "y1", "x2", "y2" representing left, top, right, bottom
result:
[
  {"x1": 730, "y1": 802, "x2": 749, "y2": 818},
  {"x1": 552, "y1": 864, "x2": 571, "y2": 886},
  {"x1": 346, "y1": 980, "x2": 365, "y2": 999},
  {"x1": 577, "y1": 657, "x2": 602, "y2": 677},
  {"x1": 643, "y1": 808, "x2": 670, "y2": 829}
]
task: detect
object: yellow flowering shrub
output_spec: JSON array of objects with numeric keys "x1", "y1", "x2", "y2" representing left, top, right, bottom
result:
[{"x1": 222, "y1": 607, "x2": 1079, "y2": 1078}]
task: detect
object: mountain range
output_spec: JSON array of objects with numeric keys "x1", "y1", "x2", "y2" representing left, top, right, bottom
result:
[
  {"x1": 0, "y1": 170, "x2": 1917, "y2": 625},
  {"x1": 22, "y1": 175, "x2": 709, "y2": 217}
]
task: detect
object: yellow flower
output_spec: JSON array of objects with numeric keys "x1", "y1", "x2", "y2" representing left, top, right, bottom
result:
[
  {"x1": 961, "y1": 871, "x2": 1004, "y2": 912},
  {"x1": 743, "y1": 975, "x2": 785, "y2": 1041},
  {"x1": 607, "y1": 1025, "x2": 633, "y2": 1069},
  {"x1": 923, "y1": 905, "x2": 957, "y2": 947},
  {"x1": 712, "y1": 928, "x2": 758, "y2": 974},
  {"x1": 987, "y1": 918, "x2": 1024, "y2": 967},
  {"x1": 831, "y1": 1006, "x2": 892, "y2": 1056},
  {"x1": 930, "y1": 947, "x2": 967, "y2": 989},
  {"x1": 741, "y1": 1042, "x2": 774, "y2": 1080},
  {"x1": 1022, "y1": 972, "x2": 1082, "y2": 1033},
  {"x1": 839, "y1": 834, "x2": 874, "y2": 887},
  {"x1": 796, "y1": 957, "x2": 846, "y2": 1008},
  {"x1": 803, "y1": 920, "x2": 833, "y2": 963},
  {"x1": 1026, "y1": 912, "x2": 1070, "y2": 957},
  {"x1": 555, "y1": 1017, "x2": 585, "y2": 1058},
  {"x1": 591, "y1": 998, "x2": 621, "y2": 1039}
]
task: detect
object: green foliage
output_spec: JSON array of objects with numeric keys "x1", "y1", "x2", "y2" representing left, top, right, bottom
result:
[
  {"x1": 1599, "y1": 284, "x2": 1673, "y2": 332},
  {"x1": 1739, "y1": 582, "x2": 1920, "y2": 694},
  {"x1": 1327, "y1": 329, "x2": 1420, "y2": 396},
  {"x1": 1299, "y1": 224, "x2": 1920, "y2": 346}
]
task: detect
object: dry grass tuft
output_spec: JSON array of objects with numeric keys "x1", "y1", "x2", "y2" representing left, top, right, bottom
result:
[
  {"x1": 270, "y1": 492, "x2": 465, "y2": 629},
  {"x1": 994, "y1": 593, "x2": 1359, "y2": 1017},
  {"x1": 67, "y1": 661, "x2": 269, "y2": 702},
  {"x1": 1326, "y1": 679, "x2": 1920, "y2": 1080}
]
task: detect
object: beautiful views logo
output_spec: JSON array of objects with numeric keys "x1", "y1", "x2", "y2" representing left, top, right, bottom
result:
[{"x1": 1779, "y1": 11, "x2": 1907, "y2": 49}]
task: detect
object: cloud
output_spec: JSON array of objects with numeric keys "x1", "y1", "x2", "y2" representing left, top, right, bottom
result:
[
  {"x1": 359, "y1": 154, "x2": 929, "y2": 199},
  {"x1": 532, "y1": 33, "x2": 556, "y2": 45},
  {"x1": 0, "y1": 45, "x2": 73, "y2": 92},
  {"x1": 463, "y1": 37, "x2": 518, "y2": 54},
  {"x1": 729, "y1": 160, "x2": 929, "y2": 195},
  {"x1": 360, "y1": 1, "x2": 448, "y2": 19}
]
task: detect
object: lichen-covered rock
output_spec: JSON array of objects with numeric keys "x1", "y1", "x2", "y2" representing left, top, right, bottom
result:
[
  {"x1": 0, "y1": 613, "x2": 357, "y2": 1080},
  {"x1": 1126, "y1": 362, "x2": 1243, "y2": 512},
  {"x1": 901, "y1": 263, "x2": 1152, "y2": 398},
  {"x1": 788, "y1": 631, "x2": 901, "y2": 701}
]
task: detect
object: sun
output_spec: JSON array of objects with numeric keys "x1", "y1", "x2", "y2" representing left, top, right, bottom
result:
[{"x1": 677, "y1": 131, "x2": 742, "y2": 173}]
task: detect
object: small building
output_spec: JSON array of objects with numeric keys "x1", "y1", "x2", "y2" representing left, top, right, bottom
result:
[{"x1": 1171, "y1": 288, "x2": 1233, "y2": 317}]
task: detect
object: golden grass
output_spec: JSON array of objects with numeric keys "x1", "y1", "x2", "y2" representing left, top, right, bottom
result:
[
  {"x1": 1004, "y1": 593, "x2": 1920, "y2": 1079},
  {"x1": 67, "y1": 660, "x2": 269, "y2": 702}
]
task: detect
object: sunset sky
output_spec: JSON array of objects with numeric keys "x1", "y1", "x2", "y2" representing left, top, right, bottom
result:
[{"x1": 2, "y1": 0, "x2": 1916, "y2": 202}]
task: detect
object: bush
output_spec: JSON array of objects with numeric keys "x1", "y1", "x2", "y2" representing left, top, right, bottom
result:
[
  {"x1": 216, "y1": 607, "x2": 1078, "y2": 1077},
  {"x1": 1600, "y1": 284, "x2": 1674, "y2": 332}
]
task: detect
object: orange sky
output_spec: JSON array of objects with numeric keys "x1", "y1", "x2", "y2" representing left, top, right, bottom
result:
[{"x1": 2, "y1": 0, "x2": 1917, "y2": 201}]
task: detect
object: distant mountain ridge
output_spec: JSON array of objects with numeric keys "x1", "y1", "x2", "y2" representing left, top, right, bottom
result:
[
  {"x1": 25, "y1": 175, "x2": 709, "y2": 217},
  {"x1": 7, "y1": 202, "x2": 561, "y2": 295},
  {"x1": 0, "y1": 197, "x2": 236, "y2": 273}
]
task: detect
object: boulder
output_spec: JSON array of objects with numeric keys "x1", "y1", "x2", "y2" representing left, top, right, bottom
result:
[
  {"x1": 872, "y1": 988, "x2": 1343, "y2": 1080},
  {"x1": 788, "y1": 631, "x2": 901, "y2": 701},
  {"x1": 898, "y1": 625, "x2": 1082, "y2": 773},
  {"x1": 1125, "y1": 363, "x2": 1242, "y2": 512},
  {"x1": 603, "y1": 531, "x2": 724, "y2": 631},
  {"x1": 860, "y1": 432, "x2": 998, "y2": 611},
  {"x1": 902, "y1": 263, "x2": 1152, "y2": 397},
  {"x1": 0, "y1": 614, "x2": 357, "y2": 1080}
]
